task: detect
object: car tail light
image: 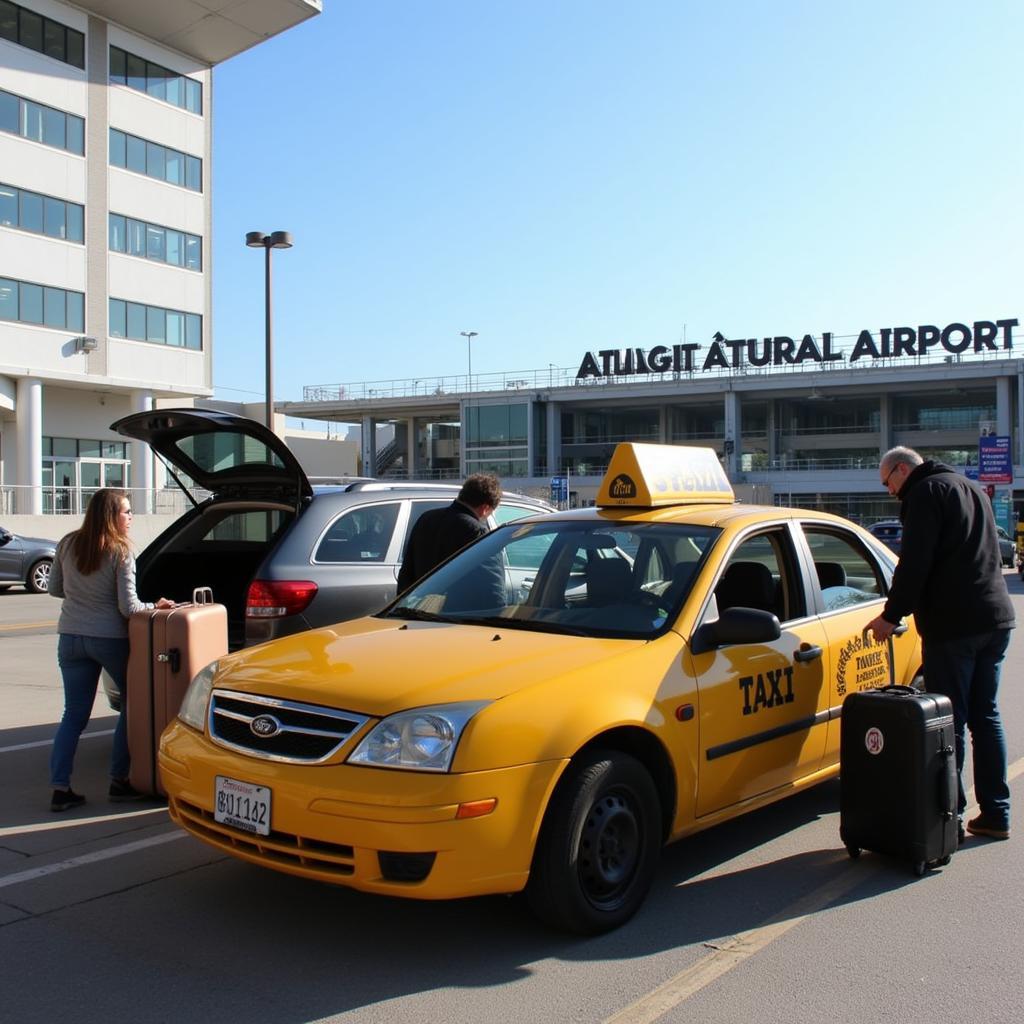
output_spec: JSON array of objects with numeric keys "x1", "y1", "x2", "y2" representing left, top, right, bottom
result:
[{"x1": 246, "y1": 579, "x2": 318, "y2": 618}]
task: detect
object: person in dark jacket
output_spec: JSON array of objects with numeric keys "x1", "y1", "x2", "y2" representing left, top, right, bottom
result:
[
  {"x1": 396, "y1": 473, "x2": 503, "y2": 594},
  {"x1": 867, "y1": 447, "x2": 1014, "y2": 842}
]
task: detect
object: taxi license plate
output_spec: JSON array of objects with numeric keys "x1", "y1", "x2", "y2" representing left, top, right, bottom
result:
[{"x1": 214, "y1": 776, "x2": 271, "y2": 836}]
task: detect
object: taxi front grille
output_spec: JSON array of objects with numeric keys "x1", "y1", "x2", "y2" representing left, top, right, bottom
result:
[
  {"x1": 208, "y1": 690, "x2": 369, "y2": 764},
  {"x1": 173, "y1": 798, "x2": 356, "y2": 878}
]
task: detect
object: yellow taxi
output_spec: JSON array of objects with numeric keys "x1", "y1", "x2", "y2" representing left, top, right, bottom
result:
[{"x1": 160, "y1": 443, "x2": 922, "y2": 933}]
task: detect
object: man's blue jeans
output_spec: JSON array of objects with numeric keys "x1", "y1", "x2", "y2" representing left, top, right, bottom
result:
[
  {"x1": 50, "y1": 634, "x2": 130, "y2": 789},
  {"x1": 923, "y1": 629, "x2": 1011, "y2": 828}
]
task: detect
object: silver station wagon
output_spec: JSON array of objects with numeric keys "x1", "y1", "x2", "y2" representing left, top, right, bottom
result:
[{"x1": 113, "y1": 409, "x2": 553, "y2": 649}]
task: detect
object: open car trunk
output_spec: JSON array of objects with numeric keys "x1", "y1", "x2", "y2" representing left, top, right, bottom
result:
[{"x1": 135, "y1": 500, "x2": 297, "y2": 651}]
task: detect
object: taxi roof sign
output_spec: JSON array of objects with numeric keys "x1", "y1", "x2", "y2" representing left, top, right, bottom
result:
[{"x1": 596, "y1": 443, "x2": 735, "y2": 507}]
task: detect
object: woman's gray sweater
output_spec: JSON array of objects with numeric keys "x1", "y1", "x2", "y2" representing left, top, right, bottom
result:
[{"x1": 49, "y1": 535, "x2": 153, "y2": 638}]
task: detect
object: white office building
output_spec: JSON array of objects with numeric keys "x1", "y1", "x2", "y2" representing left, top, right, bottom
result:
[{"x1": 0, "y1": 0, "x2": 320, "y2": 516}]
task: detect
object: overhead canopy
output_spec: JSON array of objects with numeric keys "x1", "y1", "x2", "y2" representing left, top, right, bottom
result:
[
  {"x1": 596, "y1": 443, "x2": 734, "y2": 508},
  {"x1": 74, "y1": 0, "x2": 321, "y2": 66}
]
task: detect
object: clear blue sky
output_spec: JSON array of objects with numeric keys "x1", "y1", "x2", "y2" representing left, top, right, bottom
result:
[{"x1": 210, "y1": 0, "x2": 1022, "y2": 407}]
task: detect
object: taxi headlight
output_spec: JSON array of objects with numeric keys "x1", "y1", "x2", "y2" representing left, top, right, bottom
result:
[
  {"x1": 347, "y1": 701, "x2": 489, "y2": 772},
  {"x1": 178, "y1": 660, "x2": 219, "y2": 732}
]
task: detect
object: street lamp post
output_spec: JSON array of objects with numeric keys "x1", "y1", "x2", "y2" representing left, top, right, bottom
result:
[
  {"x1": 460, "y1": 330, "x2": 478, "y2": 392},
  {"x1": 246, "y1": 230, "x2": 293, "y2": 429}
]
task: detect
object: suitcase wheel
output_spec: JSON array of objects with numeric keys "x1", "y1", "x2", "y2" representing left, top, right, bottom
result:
[
  {"x1": 845, "y1": 845, "x2": 861, "y2": 859},
  {"x1": 935, "y1": 854, "x2": 952, "y2": 868},
  {"x1": 913, "y1": 861, "x2": 927, "y2": 877}
]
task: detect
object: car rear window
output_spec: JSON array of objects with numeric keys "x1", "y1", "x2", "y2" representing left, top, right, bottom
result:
[{"x1": 315, "y1": 503, "x2": 401, "y2": 563}]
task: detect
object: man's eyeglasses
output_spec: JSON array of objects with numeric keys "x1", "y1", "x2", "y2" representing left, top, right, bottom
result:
[{"x1": 881, "y1": 465, "x2": 901, "y2": 489}]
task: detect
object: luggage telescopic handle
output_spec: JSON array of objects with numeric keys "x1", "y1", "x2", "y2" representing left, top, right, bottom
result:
[{"x1": 192, "y1": 587, "x2": 214, "y2": 605}]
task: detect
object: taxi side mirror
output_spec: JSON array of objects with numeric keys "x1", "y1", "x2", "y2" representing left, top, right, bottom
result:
[{"x1": 690, "y1": 607, "x2": 782, "y2": 655}]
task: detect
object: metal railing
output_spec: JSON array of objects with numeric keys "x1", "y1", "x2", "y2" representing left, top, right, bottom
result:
[{"x1": 0, "y1": 485, "x2": 205, "y2": 517}]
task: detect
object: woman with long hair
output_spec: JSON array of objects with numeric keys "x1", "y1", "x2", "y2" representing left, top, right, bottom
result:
[{"x1": 48, "y1": 488, "x2": 172, "y2": 811}]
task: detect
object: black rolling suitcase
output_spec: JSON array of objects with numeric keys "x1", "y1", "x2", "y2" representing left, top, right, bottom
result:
[{"x1": 839, "y1": 640, "x2": 957, "y2": 876}]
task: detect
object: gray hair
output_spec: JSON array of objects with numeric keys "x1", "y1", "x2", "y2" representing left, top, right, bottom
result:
[{"x1": 881, "y1": 446, "x2": 924, "y2": 474}]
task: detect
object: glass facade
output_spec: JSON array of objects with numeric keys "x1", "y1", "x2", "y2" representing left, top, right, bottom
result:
[
  {"x1": 109, "y1": 298, "x2": 201, "y2": 350},
  {"x1": 109, "y1": 212, "x2": 201, "y2": 270},
  {"x1": 0, "y1": 276, "x2": 84, "y2": 331},
  {"x1": 109, "y1": 128, "x2": 201, "y2": 192},
  {"x1": 0, "y1": 88, "x2": 84, "y2": 154},
  {"x1": 109, "y1": 46, "x2": 202, "y2": 114},
  {"x1": 465, "y1": 403, "x2": 529, "y2": 476},
  {"x1": 42, "y1": 436, "x2": 129, "y2": 514},
  {"x1": 0, "y1": 181, "x2": 83, "y2": 242},
  {"x1": 0, "y1": 2, "x2": 84, "y2": 70}
]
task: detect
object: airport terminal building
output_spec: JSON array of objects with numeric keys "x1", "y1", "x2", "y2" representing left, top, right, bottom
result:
[{"x1": 283, "y1": 316, "x2": 1023, "y2": 528}]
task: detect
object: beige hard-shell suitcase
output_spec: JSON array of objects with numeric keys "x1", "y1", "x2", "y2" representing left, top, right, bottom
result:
[{"x1": 127, "y1": 587, "x2": 228, "y2": 795}]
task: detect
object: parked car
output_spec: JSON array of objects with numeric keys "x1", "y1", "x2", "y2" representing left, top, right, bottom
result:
[
  {"x1": 868, "y1": 519, "x2": 1014, "y2": 568},
  {"x1": 158, "y1": 442, "x2": 924, "y2": 933},
  {"x1": 866, "y1": 519, "x2": 902, "y2": 555},
  {"x1": 111, "y1": 409, "x2": 553, "y2": 650},
  {"x1": 995, "y1": 525, "x2": 1016, "y2": 568},
  {"x1": 0, "y1": 527, "x2": 56, "y2": 593}
]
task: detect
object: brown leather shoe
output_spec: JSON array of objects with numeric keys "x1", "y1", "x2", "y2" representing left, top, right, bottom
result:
[{"x1": 966, "y1": 815, "x2": 1010, "y2": 840}]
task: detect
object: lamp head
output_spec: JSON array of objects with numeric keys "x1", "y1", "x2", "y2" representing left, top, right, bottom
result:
[
  {"x1": 246, "y1": 231, "x2": 267, "y2": 247},
  {"x1": 269, "y1": 230, "x2": 293, "y2": 249}
]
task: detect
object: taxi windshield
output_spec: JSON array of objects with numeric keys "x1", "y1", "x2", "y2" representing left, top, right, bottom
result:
[{"x1": 383, "y1": 520, "x2": 720, "y2": 639}]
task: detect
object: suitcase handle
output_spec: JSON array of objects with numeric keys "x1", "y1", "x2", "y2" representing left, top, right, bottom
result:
[{"x1": 192, "y1": 586, "x2": 214, "y2": 605}]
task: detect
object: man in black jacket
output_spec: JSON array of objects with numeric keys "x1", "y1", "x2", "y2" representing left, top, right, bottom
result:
[
  {"x1": 396, "y1": 473, "x2": 503, "y2": 594},
  {"x1": 867, "y1": 447, "x2": 1014, "y2": 841}
]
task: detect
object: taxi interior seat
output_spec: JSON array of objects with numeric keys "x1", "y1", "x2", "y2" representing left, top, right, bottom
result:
[
  {"x1": 815, "y1": 561, "x2": 847, "y2": 589},
  {"x1": 714, "y1": 561, "x2": 777, "y2": 616},
  {"x1": 585, "y1": 558, "x2": 633, "y2": 607},
  {"x1": 662, "y1": 561, "x2": 698, "y2": 608}
]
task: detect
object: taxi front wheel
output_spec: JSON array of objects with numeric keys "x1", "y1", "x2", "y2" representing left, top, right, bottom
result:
[{"x1": 527, "y1": 749, "x2": 662, "y2": 934}]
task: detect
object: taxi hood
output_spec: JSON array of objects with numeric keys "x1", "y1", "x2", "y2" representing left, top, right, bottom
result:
[
  {"x1": 209, "y1": 616, "x2": 643, "y2": 718},
  {"x1": 111, "y1": 408, "x2": 311, "y2": 503}
]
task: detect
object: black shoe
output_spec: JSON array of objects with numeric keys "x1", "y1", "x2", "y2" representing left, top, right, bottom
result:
[
  {"x1": 966, "y1": 814, "x2": 1010, "y2": 840},
  {"x1": 109, "y1": 778, "x2": 146, "y2": 802},
  {"x1": 958, "y1": 820, "x2": 966, "y2": 846},
  {"x1": 51, "y1": 788, "x2": 86, "y2": 812}
]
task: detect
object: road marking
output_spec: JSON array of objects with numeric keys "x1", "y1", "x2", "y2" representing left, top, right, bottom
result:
[
  {"x1": 0, "y1": 729, "x2": 113, "y2": 754},
  {"x1": 0, "y1": 621, "x2": 57, "y2": 632},
  {"x1": 604, "y1": 755, "x2": 1024, "y2": 1024},
  {"x1": 0, "y1": 805, "x2": 169, "y2": 839},
  {"x1": 0, "y1": 831, "x2": 187, "y2": 890}
]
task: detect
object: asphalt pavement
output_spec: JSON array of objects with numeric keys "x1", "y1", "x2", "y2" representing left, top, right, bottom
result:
[{"x1": 1, "y1": 581, "x2": 1022, "y2": 1024}]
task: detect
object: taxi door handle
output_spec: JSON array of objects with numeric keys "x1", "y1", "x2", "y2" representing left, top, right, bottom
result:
[
  {"x1": 893, "y1": 622, "x2": 908, "y2": 636},
  {"x1": 793, "y1": 644, "x2": 823, "y2": 663}
]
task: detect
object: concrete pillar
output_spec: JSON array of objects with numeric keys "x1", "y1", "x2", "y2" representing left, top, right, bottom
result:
[
  {"x1": 459, "y1": 401, "x2": 468, "y2": 478},
  {"x1": 658, "y1": 405, "x2": 669, "y2": 443},
  {"x1": 131, "y1": 390, "x2": 154, "y2": 513},
  {"x1": 405, "y1": 417, "x2": 416, "y2": 479},
  {"x1": 16, "y1": 377, "x2": 43, "y2": 513},
  {"x1": 767, "y1": 400, "x2": 777, "y2": 464},
  {"x1": 723, "y1": 391, "x2": 740, "y2": 477},
  {"x1": 546, "y1": 401, "x2": 561, "y2": 477},
  {"x1": 878, "y1": 393, "x2": 891, "y2": 456},
  {"x1": 361, "y1": 415, "x2": 376, "y2": 476},
  {"x1": 996, "y1": 376, "x2": 1012, "y2": 436}
]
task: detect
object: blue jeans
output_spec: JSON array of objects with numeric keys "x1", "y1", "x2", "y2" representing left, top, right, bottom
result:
[
  {"x1": 50, "y1": 634, "x2": 130, "y2": 789},
  {"x1": 923, "y1": 629, "x2": 1011, "y2": 827}
]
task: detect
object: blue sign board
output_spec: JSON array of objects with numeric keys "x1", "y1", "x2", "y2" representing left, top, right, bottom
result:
[
  {"x1": 550, "y1": 475, "x2": 569, "y2": 505},
  {"x1": 979, "y1": 435, "x2": 1012, "y2": 484}
]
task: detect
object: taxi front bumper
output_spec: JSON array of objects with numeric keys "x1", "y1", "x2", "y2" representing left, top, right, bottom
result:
[{"x1": 158, "y1": 720, "x2": 567, "y2": 899}]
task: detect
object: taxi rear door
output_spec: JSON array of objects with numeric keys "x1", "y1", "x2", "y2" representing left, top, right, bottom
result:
[
  {"x1": 687, "y1": 524, "x2": 831, "y2": 818},
  {"x1": 796, "y1": 522, "x2": 918, "y2": 769}
]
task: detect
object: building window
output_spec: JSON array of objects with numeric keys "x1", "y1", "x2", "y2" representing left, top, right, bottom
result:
[
  {"x1": 108, "y1": 212, "x2": 201, "y2": 270},
  {"x1": 109, "y1": 128, "x2": 201, "y2": 192},
  {"x1": 42, "y1": 436, "x2": 130, "y2": 515},
  {"x1": 0, "y1": 1, "x2": 85, "y2": 70},
  {"x1": 109, "y1": 46, "x2": 202, "y2": 114},
  {"x1": 0, "y1": 276, "x2": 84, "y2": 331},
  {"x1": 109, "y1": 297, "x2": 201, "y2": 350},
  {"x1": 0, "y1": 88, "x2": 84, "y2": 155},
  {"x1": 0, "y1": 181, "x2": 83, "y2": 242}
]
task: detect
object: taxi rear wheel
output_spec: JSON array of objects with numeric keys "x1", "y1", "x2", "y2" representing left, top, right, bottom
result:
[{"x1": 527, "y1": 749, "x2": 661, "y2": 934}]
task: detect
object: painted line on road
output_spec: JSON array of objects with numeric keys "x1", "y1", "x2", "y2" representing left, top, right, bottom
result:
[
  {"x1": 0, "y1": 805, "x2": 169, "y2": 839},
  {"x1": 603, "y1": 755, "x2": 1024, "y2": 1024},
  {"x1": 0, "y1": 830, "x2": 187, "y2": 890},
  {"x1": 0, "y1": 729, "x2": 113, "y2": 754},
  {"x1": 0, "y1": 621, "x2": 57, "y2": 632}
]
